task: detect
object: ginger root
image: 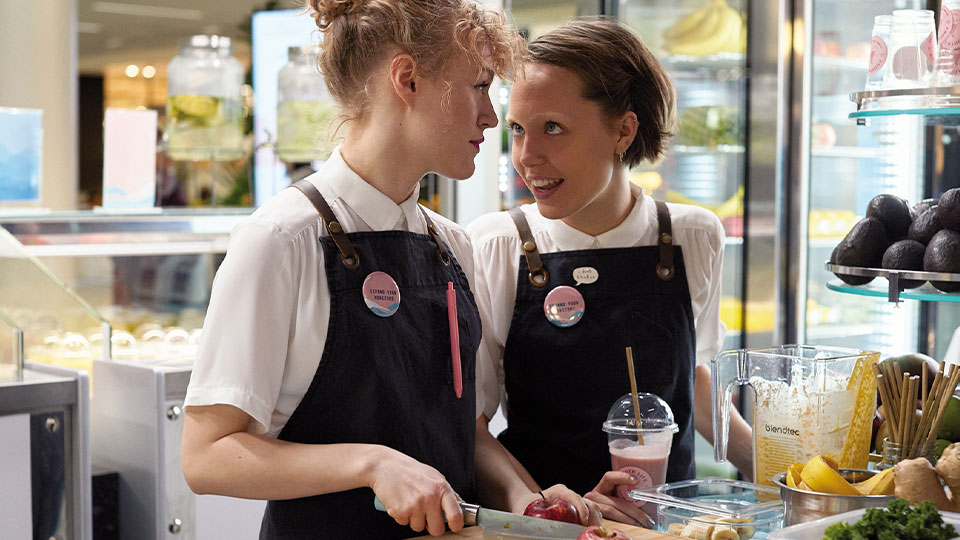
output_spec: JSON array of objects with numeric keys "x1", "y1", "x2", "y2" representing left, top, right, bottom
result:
[{"x1": 894, "y1": 442, "x2": 960, "y2": 512}]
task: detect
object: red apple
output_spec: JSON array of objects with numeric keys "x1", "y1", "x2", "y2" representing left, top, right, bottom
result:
[
  {"x1": 522, "y1": 496, "x2": 579, "y2": 525},
  {"x1": 577, "y1": 525, "x2": 631, "y2": 540}
]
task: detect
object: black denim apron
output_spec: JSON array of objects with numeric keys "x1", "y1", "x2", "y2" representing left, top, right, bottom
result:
[
  {"x1": 260, "y1": 180, "x2": 480, "y2": 539},
  {"x1": 497, "y1": 202, "x2": 697, "y2": 496}
]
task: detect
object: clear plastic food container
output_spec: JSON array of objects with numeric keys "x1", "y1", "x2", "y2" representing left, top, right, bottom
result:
[{"x1": 628, "y1": 477, "x2": 784, "y2": 539}]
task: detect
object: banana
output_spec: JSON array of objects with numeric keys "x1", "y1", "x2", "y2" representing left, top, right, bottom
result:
[
  {"x1": 681, "y1": 521, "x2": 715, "y2": 540},
  {"x1": 799, "y1": 456, "x2": 861, "y2": 496},
  {"x1": 718, "y1": 7, "x2": 745, "y2": 54},
  {"x1": 786, "y1": 463, "x2": 804, "y2": 489},
  {"x1": 664, "y1": 0, "x2": 718, "y2": 41},
  {"x1": 711, "y1": 527, "x2": 740, "y2": 540},
  {"x1": 666, "y1": 3, "x2": 723, "y2": 55},
  {"x1": 667, "y1": 1, "x2": 742, "y2": 56},
  {"x1": 852, "y1": 468, "x2": 896, "y2": 496},
  {"x1": 716, "y1": 517, "x2": 754, "y2": 540}
]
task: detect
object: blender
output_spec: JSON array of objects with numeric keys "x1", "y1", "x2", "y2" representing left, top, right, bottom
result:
[{"x1": 712, "y1": 345, "x2": 880, "y2": 492}]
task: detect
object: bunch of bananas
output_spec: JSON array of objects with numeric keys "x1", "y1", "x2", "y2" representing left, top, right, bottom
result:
[
  {"x1": 663, "y1": 0, "x2": 745, "y2": 56},
  {"x1": 785, "y1": 455, "x2": 895, "y2": 496}
]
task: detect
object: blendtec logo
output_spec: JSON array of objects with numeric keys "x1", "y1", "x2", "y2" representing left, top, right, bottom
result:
[{"x1": 764, "y1": 423, "x2": 800, "y2": 436}]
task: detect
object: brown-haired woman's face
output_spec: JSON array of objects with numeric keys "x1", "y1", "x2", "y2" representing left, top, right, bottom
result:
[{"x1": 507, "y1": 64, "x2": 625, "y2": 222}]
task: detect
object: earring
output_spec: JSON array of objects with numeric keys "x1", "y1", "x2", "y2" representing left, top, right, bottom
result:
[{"x1": 618, "y1": 152, "x2": 625, "y2": 163}]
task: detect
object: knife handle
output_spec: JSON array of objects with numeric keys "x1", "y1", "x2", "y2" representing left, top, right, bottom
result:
[{"x1": 373, "y1": 497, "x2": 480, "y2": 527}]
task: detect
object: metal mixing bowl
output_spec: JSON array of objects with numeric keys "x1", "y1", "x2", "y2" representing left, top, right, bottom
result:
[{"x1": 772, "y1": 469, "x2": 895, "y2": 526}]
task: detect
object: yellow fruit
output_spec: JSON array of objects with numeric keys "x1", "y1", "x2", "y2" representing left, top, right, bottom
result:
[
  {"x1": 664, "y1": 0, "x2": 719, "y2": 41},
  {"x1": 170, "y1": 95, "x2": 219, "y2": 119},
  {"x1": 786, "y1": 463, "x2": 804, "y2": 489},
  {"x1": 854, "y1": 468, "x2": 895, "y2": 496},
  {"x1": 800, "y1": 456, "x2": 861, "y2": 496},
  {"x1": 839, "y1": 352, "x2": 880, "y2": 469}
]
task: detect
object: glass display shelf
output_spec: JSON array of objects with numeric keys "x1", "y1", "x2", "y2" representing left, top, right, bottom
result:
[
  {"x1": 672, "y1": 144, "x2": 746, "y2": 155},
  {"x1": 0, "y1": 208, "x2": 251, "y2": 257},
  {"x1": 662, "y1": 53, "x2": 745, "y2": 70},
  {"x1": 0, "y1": 227, "x2": 112, "y2": 373},
  {"x1": 825, "y1": 261, "x2": 960, "y2": 303},
  {"x1": 849, "y1": 87, "x2": 960, "y2": 125},
  {"x1": 0, "y1": 306, "x2": 23, "y2": 382}
]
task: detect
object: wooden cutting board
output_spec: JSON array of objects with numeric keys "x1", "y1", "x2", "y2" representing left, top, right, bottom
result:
[{"x1": 405, "y1": 520, "x2": 678, "y2": 539}]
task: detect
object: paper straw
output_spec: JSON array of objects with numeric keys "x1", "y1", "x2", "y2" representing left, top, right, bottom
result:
[{"x1": 625, "y1": 347, "x2": 644, "y2": 445}]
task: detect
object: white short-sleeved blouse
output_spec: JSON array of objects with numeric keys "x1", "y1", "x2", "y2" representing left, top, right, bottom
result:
[
  {"x1": 184, "y1": 148, "x2": 486, "y2": 437},
  {"x1": 466, "y1": 183, "x2": 727, "y2": 419}
]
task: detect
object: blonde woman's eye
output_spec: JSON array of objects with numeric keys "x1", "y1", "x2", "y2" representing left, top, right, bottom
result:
[
  {"x1": 476, "y1": 82, "x2": 491, "y2": 91},
  {"x1": 545, "y1": 121, "x2": 563, "y2": 135},
  {"x1": 509, "y1": 123, "x2": 524, "y2": 135}
]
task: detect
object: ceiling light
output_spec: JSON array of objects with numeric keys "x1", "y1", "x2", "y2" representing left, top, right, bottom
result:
[
  {"x1": 142, "y1": 65, "x2": 156, "y2": 79},
  {"x1": 125, "y1": 64, "x2": 139, "y2": 78},
  {"x1": 92, "y1": 2, "x2": 203, "y2": 20}
]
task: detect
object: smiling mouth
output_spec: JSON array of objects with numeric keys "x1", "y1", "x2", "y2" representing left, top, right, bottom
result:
[
  {"x1": 529, "y1": 178, "x2": 563, "y2": 189},
  {"x1": 470, "y1": 139, "x2": 484, "y2": 150}
]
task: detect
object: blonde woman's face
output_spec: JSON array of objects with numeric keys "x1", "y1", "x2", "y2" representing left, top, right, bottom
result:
[
  {"x1": 415, "y1": 54, "x2": 498, "y2": 180},
  {"x1": 507, "y1": 63, "x2": 623, "y2": 222}
]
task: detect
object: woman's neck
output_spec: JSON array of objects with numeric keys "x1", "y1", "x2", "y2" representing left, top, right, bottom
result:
[
  {"x1": 339, "y1": 122, "x2": 426, "y2": 205},
  {"x1": 560, "y1": 173, "x2": 636, "y2": 237}
]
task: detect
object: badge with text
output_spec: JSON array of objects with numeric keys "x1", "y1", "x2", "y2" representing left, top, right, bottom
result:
[
  {"x1": 362, "y1": 271, "x2": 401, "y2": 317},
  {"x1": 573, "y1": 266, "x2": 599, "y2": 286},
  {"x1": 543, "y1": 285, "x2": 585, "y2": 328}
]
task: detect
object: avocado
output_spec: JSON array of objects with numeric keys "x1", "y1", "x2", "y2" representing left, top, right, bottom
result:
[
  {"x1": 923, "y1": 229, "x2": 960, "y2": 292},
  {"x1": 907, "y1": 206, "x2": 942, "y2": 245},
  {"x1": 882, "y1": 239, "x2": 926, "y2": 288},
  {"x1": 867, "y1": 194, "x2": 915, "y2": 238},
  {"x1": 938, "y1": 188, "x2": 960, "y2": 232},
  {"x1": 914, "y1": 197, "x2": 939, "y2": 217},
  {"x1": 830, "y1": 217, "x2": 889, "y2": 285}
]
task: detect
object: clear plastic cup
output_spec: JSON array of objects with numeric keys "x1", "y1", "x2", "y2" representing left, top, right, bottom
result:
[
  {"x1": 882, "y1": 9, "x2": 937, "y2": 92},
  {"x1": 602, "y1": 393, "x2": 679, "y2": 504},
  {"x1": 866, "y1": 16, "x2": 894, "y2": 92},
  {"x1": 932, "y1": 0, "x2": 960, "y2": 103}
]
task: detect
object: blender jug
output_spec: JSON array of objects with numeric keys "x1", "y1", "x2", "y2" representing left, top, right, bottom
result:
[{"x1": 712, "y1": 345, "x2": 879, "y2": 491}]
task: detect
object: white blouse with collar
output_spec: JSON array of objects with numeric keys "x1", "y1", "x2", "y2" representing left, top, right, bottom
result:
[
  {"x1": 184, "y1": 148, "x2": 485, "y2": 437},
  {"x1": 466, "y1": 183, "x2": 727, "y2": 419}
]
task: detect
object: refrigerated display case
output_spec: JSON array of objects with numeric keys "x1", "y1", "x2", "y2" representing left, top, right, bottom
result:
[
  {"x1": 0, "y1": 209, "x2": 266, "y2": 540},
  {"x1": 795, "y1": 0, "x2": 960, "y2": 362}
]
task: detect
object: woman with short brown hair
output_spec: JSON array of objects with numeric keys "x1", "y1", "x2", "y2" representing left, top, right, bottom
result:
[{"x1": 469, "y1": 18, "x2": 753, "y2": 526}]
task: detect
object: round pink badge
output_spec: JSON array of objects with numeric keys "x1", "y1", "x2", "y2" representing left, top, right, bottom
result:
[
  {"x1": 543, "y1": 285, "x2": 585, "y2": 328},
  {"x1": 362, "y1": 271, "x2": 401, "y2": 317}
]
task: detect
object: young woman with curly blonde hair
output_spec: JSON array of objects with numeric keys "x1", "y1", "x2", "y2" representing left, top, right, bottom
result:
[{"x1": 179, "y1": 2, "x2": 593, "y2": 539}]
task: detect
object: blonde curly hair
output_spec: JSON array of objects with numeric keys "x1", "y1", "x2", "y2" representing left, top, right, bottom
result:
[{"x1": 306, "y1": 0, "x2": 526, "y2": 122}]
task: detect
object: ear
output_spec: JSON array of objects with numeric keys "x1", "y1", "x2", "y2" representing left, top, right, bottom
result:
[
  {"x1": 390, "y1": 54, "x2": 419, "y2": 108},
  {"x1": 614, "y1": 111, "x2": 639, "y2": 155}
]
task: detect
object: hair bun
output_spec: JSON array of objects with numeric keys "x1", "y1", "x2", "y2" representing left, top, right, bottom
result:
[{"x1": 308, "y1": 0, "x2": 362, "y2": 30}]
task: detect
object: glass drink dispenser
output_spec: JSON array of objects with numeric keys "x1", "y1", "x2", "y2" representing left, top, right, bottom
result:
[
  {"x1": 276, "y1": 45, "x2": 340, "y2": 163},
  {"x1": 165, "y1": 35, "x2": 245, "y2": 162},
  {"x1": 712, "y1": 345, "x2": 879, "y2": 492}
]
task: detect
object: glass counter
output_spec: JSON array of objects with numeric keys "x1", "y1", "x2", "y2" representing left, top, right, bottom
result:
[{"x1": 0, "y1": 306, "x2": 23, "y2": 382}]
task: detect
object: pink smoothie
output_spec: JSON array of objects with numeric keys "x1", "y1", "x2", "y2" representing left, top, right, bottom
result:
[{"x1": 610, "y1": 441, "x2": 670, "y2": 501}]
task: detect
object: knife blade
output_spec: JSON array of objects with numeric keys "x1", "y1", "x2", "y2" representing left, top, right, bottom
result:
[
  {"x1": 373, "y1": 497, "x2": 586, "y2": 539},
  {"x1": 461, "y1": 502, "x2": 586, "y2": 540}
]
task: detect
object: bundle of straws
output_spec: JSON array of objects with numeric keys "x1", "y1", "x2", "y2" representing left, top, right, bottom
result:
[{"x1": 873, "y1": 361, "x2": 960, "y2": 459}]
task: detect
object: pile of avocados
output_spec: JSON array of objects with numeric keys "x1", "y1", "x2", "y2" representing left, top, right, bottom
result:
[{"x1": 830, "y1": 188, "x2": 960, "y2": 292}]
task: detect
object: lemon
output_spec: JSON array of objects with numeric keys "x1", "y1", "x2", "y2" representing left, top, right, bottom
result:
[{"x1": 170, "y1": 95, "x2": 220, "y2": 120}]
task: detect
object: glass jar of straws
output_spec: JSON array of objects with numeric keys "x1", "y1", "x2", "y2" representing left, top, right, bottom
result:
[{"x1": 873, "y1": 361, "x2": 960, "y2": 470}]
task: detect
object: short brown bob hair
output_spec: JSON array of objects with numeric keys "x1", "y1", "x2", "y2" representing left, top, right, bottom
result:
[
  {"x1": 527, "y1": 18, "x2": 676, "y2": 168},
  {"x1": 307, "y1": 0, "x2": 526, "y2": 122}
]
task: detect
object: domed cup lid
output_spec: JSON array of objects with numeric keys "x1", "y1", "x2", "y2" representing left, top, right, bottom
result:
[{"x1": 602, "y1": 392, "x2": 678, "y2": 435}]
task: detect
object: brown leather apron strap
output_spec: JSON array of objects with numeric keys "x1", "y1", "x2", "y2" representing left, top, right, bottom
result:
[
  {"x1": 655, "y1": 200, "x2": 675, "y2": 281},
  {"x1": 418, "y1": 206, "x2": 452, "y2": 265},
  {"x1": 508, "y1": 206, "x2": 549, "y2": 287},
  {"x1": 291, "y1": 179, "x2": 360, "y2": 270}
]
